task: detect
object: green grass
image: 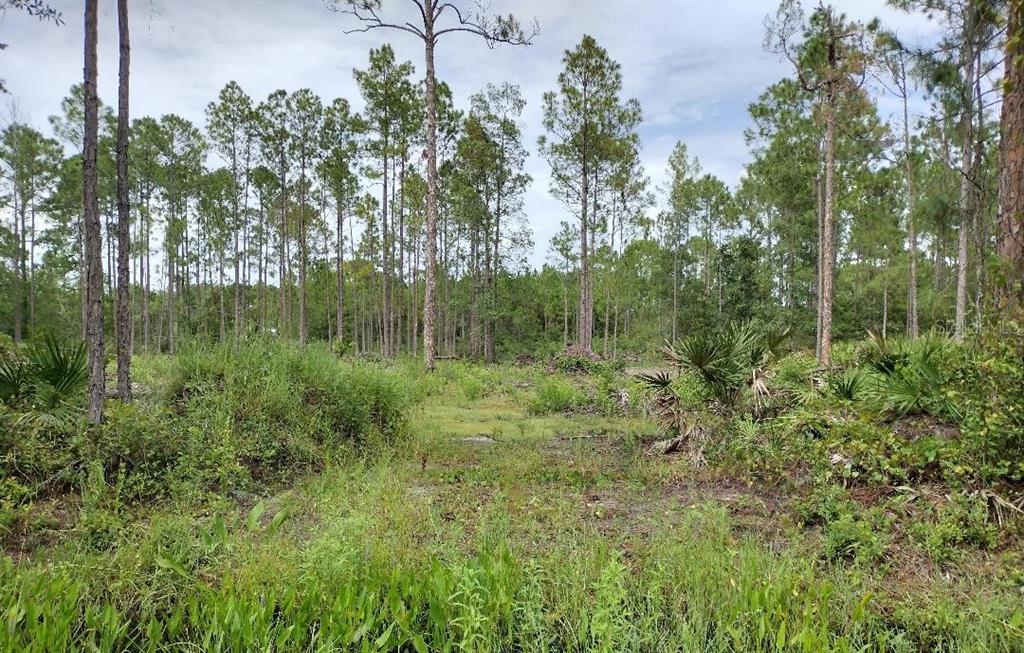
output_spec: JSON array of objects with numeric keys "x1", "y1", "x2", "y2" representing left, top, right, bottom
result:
[{"x1": 2, "y1": 350, "x2": 1023, "y2": 651}]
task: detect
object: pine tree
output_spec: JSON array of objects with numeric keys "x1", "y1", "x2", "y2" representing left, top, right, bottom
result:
[
  {"x1": 115, "y1": 0, "x2": 131, "y2": 401},
  {"x1": 540, "y1": 35, "x2": 639, "y2": 354},
  {"x1": 338, "y1": 0, "x2": 536, "y2": 371}
]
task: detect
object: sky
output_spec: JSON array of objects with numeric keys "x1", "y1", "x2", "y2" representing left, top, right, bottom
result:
[{"x1": 1, "y1": 0, "x2": 944, "y2": 267}]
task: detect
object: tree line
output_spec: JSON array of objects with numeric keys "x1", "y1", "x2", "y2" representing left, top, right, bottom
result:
[{"x1": 1, "y1": 0, "x2": 1022, "y2": 419}]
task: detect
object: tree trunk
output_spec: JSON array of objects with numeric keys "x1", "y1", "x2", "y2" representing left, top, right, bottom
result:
[
  {"x1": 815, "y1": 162, "x2": 824, "y2": 361},
  {"x1": 219, "y1": 253, "x2": 226, "y2": 341},
  {"x1": 819, "y1": 95, "x2": 837, "y2": 367},
  {"x1": 278, "y1": 154, "x2": 287, "y2": 336},
  {"x1": 115, "y1": 0, "x2": 131, "y2": 402},
  {"x1": 998, "y1": 0, "x2": 1024, "y2": 312},
  {"x1": 12, "y1": 192, "x2": 22, "y2": 343},
  {"x1": 578, "y1": 155, "x2": 591, "y2": 351},
  {"x1": 299, "y1": 164, "x2": 308, "y2": 346},
  {"x1": 29, "y1": 200, "x2": 36, "y2": 333},
  {"x1": 144, "y1": 193, "x2": 151, "y2": 350},
  {"x1": 902, "y1": 59, "x2": 919, "y2": 340},
  {"x1": 234, "y1": 221, "x2": 241, "y2": 344},
  {"x1": 882, "y1": 268, "x2": 889, "y2": 340},
  {"x1": 423, "y1": 3, "x2": 439, "y2": 371},
  {"x1": 83, "y1": 0, "x2": 105, "y2": 424},
  {"x1": 955, "y1": 26, "x2": 976, "y2": 340},
  {"x1": 336, "y1": 197, "x2": 345, "y2": 343},
  {"x1": 258, "y1": 201, "x2": 266, "y2": 333}
]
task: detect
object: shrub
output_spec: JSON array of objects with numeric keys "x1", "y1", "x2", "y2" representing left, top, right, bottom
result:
[
  {"x1": 950, "y1": 324, "x2": 1024, "y2": 483},
  {"x1": 165, "y1": 342, "x2": 412, "y2": 486},
  {"x1": 658, "y1": 321, "x2": 789, "y2": 410},
  {"x1": 828, "y1": 368, "x2": 869, "y2": 402},
  {"x1": 1, "y1": 341, "x2": 417, "y2": 515},
  {"x1": 86, "y1": 402, "x2": 182, "y2": 502},
  {"x1": 910, "y1": 493, "x2": 998, "y2": 564},
  {"x1": 528, "y1": 378, "x2": 583, "y2": 415},
  {"x1": 823, "y1": 511, "x2": 886, "y2": 563},
  {"x1": 0, "y1": 334, "x2": 87, "y2": 411},
  {"x1": 861, "y1": 332, "x2": 960, "y2": 420},
  {"x1": 794, "y1": 482, "x2": 852, "y2": 527}
]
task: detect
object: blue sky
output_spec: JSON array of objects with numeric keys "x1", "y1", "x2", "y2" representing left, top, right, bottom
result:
[{"x1": 2, "y1": 0, "x2": 943, "y2": 267}]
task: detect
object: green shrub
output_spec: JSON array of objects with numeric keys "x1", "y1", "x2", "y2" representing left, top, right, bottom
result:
[
  {"x1": 828, "y1": 368, "x2": 869, "y2": 402},
  {"x1": 823, "y1": 511, "x2": 886, "y2": 563},
  {"x1": 950, "y1": 324, "x2": 1024, "y2": 483},
  {"x1": 2, "y1": 341, "x2": 417, "y2": 514},
  {"x1": 794, "y1": 482, "x2": 851, "y2": 527},
  {"x1": 0, "y1": 334, "x2": 87, "y2": 411},
  {"x1": 87, "y1": 402, "x2": 182, "y2": 502},
  {"x1": 165, "y1": 341, "x2": 412, "y2": 487},
  {"x1": 659, "y1": 321, "x2": 789, "y2": 410},
  {"x1": 460, "y1": 375, "x2": 486, "y2": 401},
  {"x1": 861, "y1": 332, "x2": 961, "y2": 420},
  {"x1": 910, "y1": 493, "x2": 998, "y2": 564},
  {"x1": 528, "y1": 378, "x2": 583, "y2": 415}
]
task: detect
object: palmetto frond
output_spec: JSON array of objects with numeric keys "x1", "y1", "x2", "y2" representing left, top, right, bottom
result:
[
  {"x1": 635, "y1": 369, "x2": 673, "y2": 390},
  {"x1": 28, "y1": 334, "x2": 87, "y2": 401}
]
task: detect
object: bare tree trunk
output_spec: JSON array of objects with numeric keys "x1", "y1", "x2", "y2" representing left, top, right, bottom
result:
[
  {"x1": 423, "y1": 3, "x2": 439, "y2": 371},
  {"x1": 278, "y1": 155, "x2": 287, "y2": 336},
  {"x1": 819, "y1": 96, "x2": 837, "y2": 367},
  {"x1": 234, "y1": 227, "x2": 241, "y2": 344},
  {"x1": 115, "y1": 0, "x2": 131, "y2": 402},
  {"x1": 998, "y1": 0, "x2": 1024, "y2": 311},
  {"x1": 562, "y1": 264, "x2": 569, "y2": 348},
  {"x1": 955, "y1": 28, "x2": 976, "y2": 340},
  {"x1": 29, "y1": 201, "x2": 36, "y2": 333},
  {"x1": 902, "y1": 59, "x2": 919, "y2": 339},
  {"x1": 258, "y1": 202, "x2": 266, "y2": 333},
  {"x1": 412, "y1": 236, "x2": 419, "y2": 355},
  {"x1": 168, "y1": 230, "x2": 176, "y2": 354},
  {"x1": 144, "y1": 195, "x2": 151, "y2": 350},
  {"x1": 299, "y1": 167, "x2": 308, "y2": 346},
  {"x1": 81, "y1": 225, "x2": 87, "y2": 341},
  {"x1": 12, "y1": 191, "x2": 22, "y2": 343},
  {"x1": 578, "y1": 155, "x2": 591, "y2": 352},
  {"x1": 336, "y1": 198, "x2": 345, "y2": 343},
  {"x1": 84, "y1": 0, "x2": 105, "y2": 424},
  {"x1": 815, "y1": 163, "x2": 824, "y2": 361},
  {"x1": 882, "y1": 267, "x2": 888, "y2": 340},
  {"x1": 219, "y1": 253, "x2": 226, "y2": 341},
  {"x1": 380, "y1": 150, "x2": 392, "y2": 357}
]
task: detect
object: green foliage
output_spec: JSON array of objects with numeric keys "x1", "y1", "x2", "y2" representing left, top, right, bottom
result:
[
  {"x1": 2, "y1": 503, "x2": 1019, "y2": 652},
  {"x1": 828, "y1": 367, "x2": 869, "y2": 402},
  {"x1": 0, "y1": 334, "x2": 87, "y2": 410},
  {"x1": 164, "y1": 341, "x2": 412, "y2": 486},
  {"x1": 648, "y1": 321, "x2": 789, "y2": 419},
  {"x1": 551, "y1": 350, "x2": 624, "y2": 376},
  {"x1": 823, "y1": 511, "x2": 887, "y2": 563},
  {"x1": 860, "y1": 332, "x2": 960, "y2": 420},
  {"x1": 910, "y1": 493, "x2": 999, "y2": 564},
  {"x1": 1, "y1": 341, "x2": 414, "y2": 525},
  {"x1": 528, "y1": 378, "x2": 583, "y2": 415},
  {"x1": 951, "y1": 324, "x2": 1024, "y2": 482}
]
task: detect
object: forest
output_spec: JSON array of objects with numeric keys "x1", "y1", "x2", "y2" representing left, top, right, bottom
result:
[{"x1": 1, "y1": 0, "x2": 1023, "y2": 650}]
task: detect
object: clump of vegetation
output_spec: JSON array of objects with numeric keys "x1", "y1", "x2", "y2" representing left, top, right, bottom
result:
[
  {"x1": 0, "y1": 334, "x2": 87, "y2": 415},
  {"x1": 1, "y1": 340, "x2": 414, "y2": 547},
  {"x1": 528, "y1": 377, "x2": 583, "y2": 414},
  {"x1": 636, "y1": 322, "x2": 790, "y2": 444},
  {"x1": 549, "y1": 346, "x2": 624, "y2": 376},
  {"x1": 909, "y1": 492, "x2": 1000, "y2": 564}
]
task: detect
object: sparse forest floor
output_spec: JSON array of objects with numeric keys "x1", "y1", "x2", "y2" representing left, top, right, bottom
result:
[{"x1": 2, "y1": 334, "x2": 1024, "y2": 651}]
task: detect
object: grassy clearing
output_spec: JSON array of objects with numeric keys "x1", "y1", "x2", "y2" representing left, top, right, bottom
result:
[{"x1": 2, "y1": 341, "x2": 1024, "y2": 650}]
